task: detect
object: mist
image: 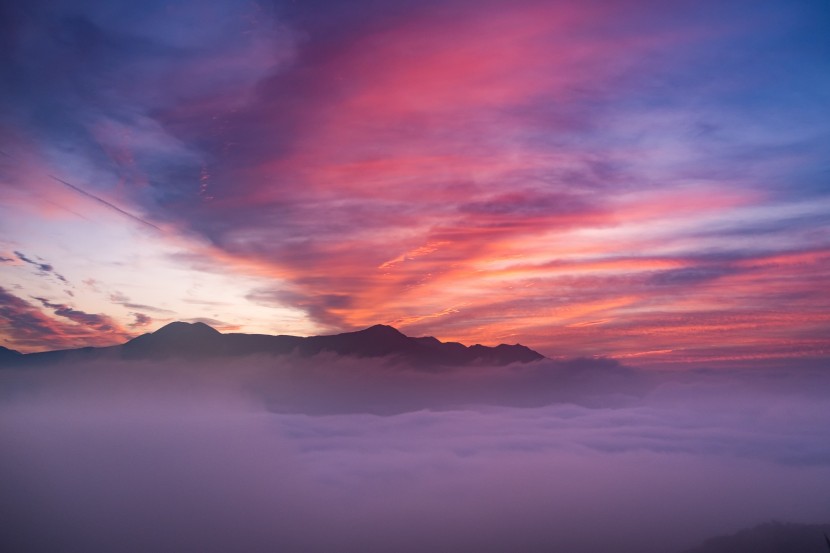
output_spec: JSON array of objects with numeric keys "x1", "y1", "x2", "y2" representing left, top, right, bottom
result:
[{"x1": 2, "y1": 357, "x2": 829, "y2": 553}]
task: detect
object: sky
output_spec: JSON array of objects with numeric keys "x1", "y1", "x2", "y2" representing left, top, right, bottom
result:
[{"x1": 1, "y1": 0, "x2": 829, "y2": 362}]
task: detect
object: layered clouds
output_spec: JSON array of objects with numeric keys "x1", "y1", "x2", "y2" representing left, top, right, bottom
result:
[
  {"x1": 2, "y1": 357, "x2": 830, "y2": 552},
  {"x1": 1, "y1": 0, "x2": 829, "y2": 361}
]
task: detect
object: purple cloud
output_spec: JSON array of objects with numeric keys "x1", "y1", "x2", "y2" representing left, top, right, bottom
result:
[
  {"x1": 130, "y1": 312, "x2": 153, "y2": 328},
  {"x1": 0, "y1": 286, "x2": 127, "y2": 350},
  {"x1": 14, "y1": 251, "x2": 69, "y2": 284},
  {"x1": 1, "y1": 356, "x2": 829, "y2": 552}
]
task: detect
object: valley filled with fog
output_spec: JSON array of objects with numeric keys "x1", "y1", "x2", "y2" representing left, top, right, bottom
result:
[{"x1": 2, "y1": 356, "x2": 830, "y2": 552}]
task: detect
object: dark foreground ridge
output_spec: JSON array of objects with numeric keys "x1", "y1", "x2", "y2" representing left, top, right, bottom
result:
[
  {"x1": 1, "y1": 322, "x2": 545, "y2": 367},
  {"x1": 681, "y1": 521, "x2": 830, "y2": 553}
]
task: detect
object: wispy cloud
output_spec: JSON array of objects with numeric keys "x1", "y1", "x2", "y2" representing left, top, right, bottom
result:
[
  {"x1": 109, "y1": 293, "x2": 175, "y2": 314},
  {"x1": 49, "y1": 176, "x2": 161, "y2": 232},
  {"x1": 1, "y1": 0, "x2": 828, "y2": 360},
  {"x1": 14, "y1": 251, "x2": 68, "y2": 284},
  {"x1": 33, "y1": 296, "x2": 129, "y2": 338},
  {"x1": 182, "y1": 317, "x2": 240, "y2": 331},
  {"x1": 0, "y1": 287, "x2": 128, "y2": 351},
  {"x1": 129, "y1": 313, "x2": 153, "y2": 328}
]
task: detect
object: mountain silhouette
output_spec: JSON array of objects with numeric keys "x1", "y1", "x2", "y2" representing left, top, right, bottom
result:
[
  {"x1": 0, "y1": 345, "x2": 22, "y2": 363},
  {"x1": 1, "y1": 322, "x2": 544, "y2": 367},
  {"x1": 681, "y1": 522, "x2": 830, "y2": 553},
  {"x1": 122, "y1": 321, "x2": 225, "y2": 358}
]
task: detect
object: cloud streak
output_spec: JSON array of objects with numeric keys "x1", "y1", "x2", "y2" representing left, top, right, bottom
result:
[
  {"x1": 0, "y1": 286, "x2": 129, "y2": 351},
  {"x1": 49, "y1": 176, "x2": 161, "y2": 231},
  {"x1": 33, "y1": 296, "x2": 127, "y2": 336},
  {"x1": 14, "y1": 251, "x2": 68, "y2": 284}
]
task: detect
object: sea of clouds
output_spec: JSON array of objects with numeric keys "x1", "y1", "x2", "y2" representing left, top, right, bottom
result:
[{"x1": 2, "y1": 356, "x2": 829, "y2": 552}]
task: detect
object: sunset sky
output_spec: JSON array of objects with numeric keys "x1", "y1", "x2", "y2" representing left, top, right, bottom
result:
[{"x1": 1, "y1": 0, "x2": 828, "y2": 363}]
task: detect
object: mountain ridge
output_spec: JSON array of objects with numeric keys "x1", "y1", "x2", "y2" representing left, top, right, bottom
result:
[{"x1": 1, "y1": 321, "x2": 545, "y2": 367}]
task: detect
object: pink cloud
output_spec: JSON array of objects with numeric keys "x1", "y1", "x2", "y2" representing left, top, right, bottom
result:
[{"x1": 0, "y1": 287, "x2": 132, "y2": 352}]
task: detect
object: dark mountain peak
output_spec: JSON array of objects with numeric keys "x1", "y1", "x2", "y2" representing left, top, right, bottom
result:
[
  {"x1": 469, "y1": 343, "x2": 545, "y2": 363},
  {"x1": 122, "y1": 321, "x2": 224, "y2": 358},
  {"x1": 355, "y1": 324, "x2": 406, "y2": 338},
  {"x1": 152, "y1": 321, "x2": 222, "y2": 338},
  {"x1": 302, "y1": 324, "x2": 414, "y2": 358},
  {"x1": 494, "y1": 343, "x2": 545, "y2": 362}
]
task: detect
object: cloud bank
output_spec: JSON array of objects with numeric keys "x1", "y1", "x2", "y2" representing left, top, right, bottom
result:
[{"x1": 2, "y1": 357, "x2": 829, "y2": 552}]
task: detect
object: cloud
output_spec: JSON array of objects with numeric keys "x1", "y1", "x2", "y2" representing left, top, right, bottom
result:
[
  {"x1": 0, "y1": 287, "x2": 69, "y2": 350},
  {"x1": 134, "y1": 0, "x2": 830, "y2": 361},
  {"x1": 129, "y1": 312, "x2": 152, "y2": 328},
  {"x1": 1, "y1": 0, "x2": 829, "y2": 362},
  {"x1": 33, "y1": 297, "x2": 126, "y2": 335},
  {"x1": 182, "y1": 317, "x2": 240, "y2": 331},
  {"x1": 82, "y1": 278, "x2": 100, "y2": 291},
  {"x1": 49, "y1": 175, "x2": 161, "y2": 231},
  {"x1": 0, "y1": 286, "x2": 130, "y2": 351},
  {"x1": 1, "y1": 357, "x2": 829, "y2": 552},
  {"x1": 109, "y1": 292, "x2": 175, "y2": 314},
  {"x1": 14, "y1": 251, "x2": 69, "y2": 284}
]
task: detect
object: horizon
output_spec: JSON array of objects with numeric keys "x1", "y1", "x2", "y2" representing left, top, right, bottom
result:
[
  {"x1": 1, "y1": 319, "x2": 543, "y2": 354},
  {"x1": 1, "y1": 320, "x2": 547, "y2": 370},
  {"x1": 1, "y1": 0, "x2": 829, "y2": 366}
]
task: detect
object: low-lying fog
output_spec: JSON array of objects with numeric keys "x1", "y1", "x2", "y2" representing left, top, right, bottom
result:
[{"x1": 2, "y1": 356, "x2": 829, "y2": 552}]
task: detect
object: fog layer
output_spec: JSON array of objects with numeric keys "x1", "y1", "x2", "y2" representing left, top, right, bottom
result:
[{"x1": 2, "y1": 357, "x2": 829, "y2": 553}]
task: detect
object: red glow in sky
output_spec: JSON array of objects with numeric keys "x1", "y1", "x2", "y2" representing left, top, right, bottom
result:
[{"x1": 1, "y1": 0, "x2": 829, "y2": 364}]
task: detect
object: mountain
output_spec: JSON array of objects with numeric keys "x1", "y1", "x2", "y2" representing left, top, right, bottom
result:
[
  {"x1": 681, "y1": 522, "x2": 830, "y2": 553},
  {"x1": 2, "y1": 322, "x2": 545, "y2": 367},
  {"x1": 0, "y1": 345, "x2": 22, "y2": 363},
  {"x1": 122, "y1": 321, "x2": 225, "y2": 359}
]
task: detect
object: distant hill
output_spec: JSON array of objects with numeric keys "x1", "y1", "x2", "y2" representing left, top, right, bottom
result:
[
  {"x1": 682, "y1": 522, "x2": 830, "y2": 553},
  {"x1": 1, "y1": 322, "x2": 545, "y2": 367}
]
